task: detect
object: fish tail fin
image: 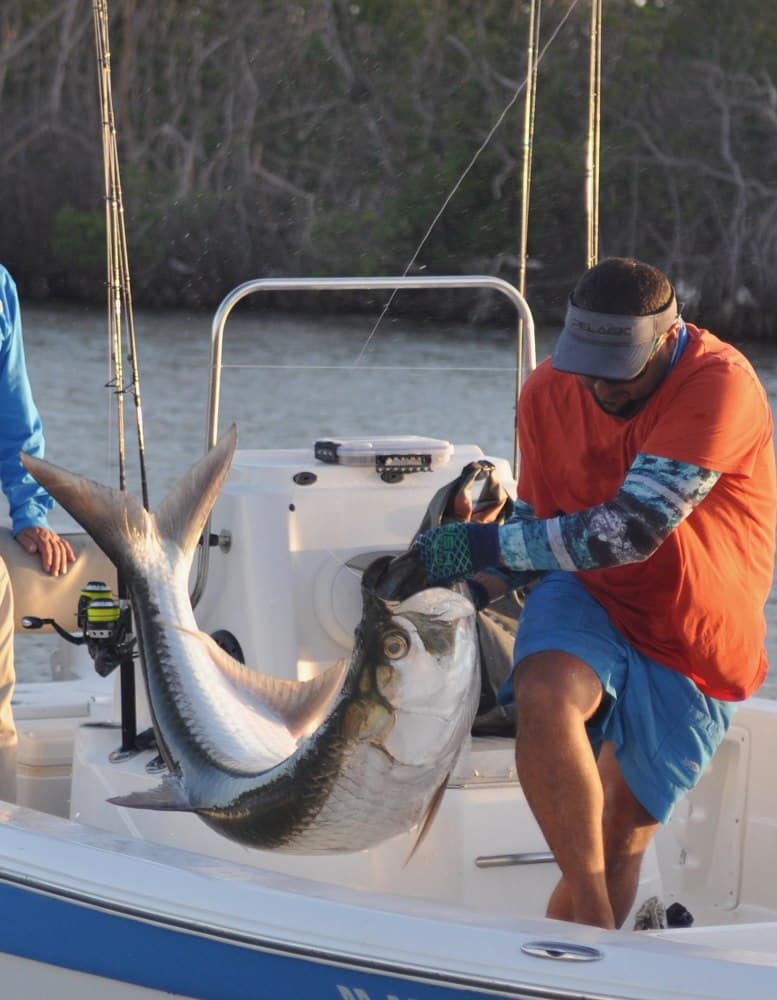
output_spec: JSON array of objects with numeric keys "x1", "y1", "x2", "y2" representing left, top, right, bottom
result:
[
  {"x1": 21, "y1": 425, "x2": 238, "y2": 572},
  {"x1": 20, "y1": 453, "x2": 151, "y2": 574},
  {"x1": 155, "y1": 425, "x2": 237, "y2": 559}
]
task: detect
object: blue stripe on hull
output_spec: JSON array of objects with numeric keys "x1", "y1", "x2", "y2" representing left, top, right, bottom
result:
[{"x1": 0, "y1": 881, "x2": 525, "y2": 1000}]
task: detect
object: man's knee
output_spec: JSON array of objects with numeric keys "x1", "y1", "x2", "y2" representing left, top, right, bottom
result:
[{"x1": 514, "y1": 650, "x2": 604, "y2": 722}]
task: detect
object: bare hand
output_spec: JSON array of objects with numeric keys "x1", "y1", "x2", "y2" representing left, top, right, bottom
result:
[{"x1": 15, "y1": 526, "x2": 76, "y2": 577}]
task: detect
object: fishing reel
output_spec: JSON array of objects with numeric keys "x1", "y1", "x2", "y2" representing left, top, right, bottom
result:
[{"x1": 22, "y1": 579, "x2": 136, "y2": 678}]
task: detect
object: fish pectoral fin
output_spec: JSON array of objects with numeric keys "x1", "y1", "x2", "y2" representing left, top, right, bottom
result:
[
  {"x1": 108, "y1": 776, "x2": 195, "y2": 812},
  {"x1": 404, "y1": 774, "x2": 450, "y2": 866},
  {"x1": 343, "y1": 698, "x2": 394, "y2": 743}
]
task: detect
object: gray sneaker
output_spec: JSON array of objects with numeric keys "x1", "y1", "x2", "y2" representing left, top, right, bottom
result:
[{"x1": 633, "y1": 895, "x2": 667, "y2": 930}]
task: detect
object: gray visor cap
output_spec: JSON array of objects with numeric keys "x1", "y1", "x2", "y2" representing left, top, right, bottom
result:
[{"x1": 552, "y1": 291, "x2": 678, "y2": 380}]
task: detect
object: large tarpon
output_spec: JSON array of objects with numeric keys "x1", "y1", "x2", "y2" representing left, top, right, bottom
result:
[{"x1": 22, "y1": 427, "x2": 480, "y2": 853}]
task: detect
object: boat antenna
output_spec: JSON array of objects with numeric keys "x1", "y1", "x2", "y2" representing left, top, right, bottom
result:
[
  {"x1": 92, "y1": 0, "x2": 150, "y2": 511},
  {"x1": 585, "y1": 0, "x2": 603, "y2": 267}
]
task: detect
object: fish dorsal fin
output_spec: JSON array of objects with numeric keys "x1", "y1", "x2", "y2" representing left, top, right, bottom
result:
[
  {"x1": 21, "y1": 453, "x2": 150, "y2": 570},
  {"x1": 169, "y1": 623, "x2": 350, "y2": 739},
  {"x1": 108, "y1": 775, "x2": 194, "y2": 812},
  {"x1": 155, "y1": 425, "x2": 237, "y2": 559}
]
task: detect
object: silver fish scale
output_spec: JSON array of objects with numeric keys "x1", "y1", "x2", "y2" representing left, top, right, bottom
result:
[{"x1": 284, "y1": 738, "x2": 455, "y2": 853}]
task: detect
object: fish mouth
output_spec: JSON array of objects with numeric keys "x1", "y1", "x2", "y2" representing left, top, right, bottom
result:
[
  {"x1": 362, "y1": 550, "x2": 428, "y2": 602},
  {"x1": 360, "y1": 550, "x2": 475, "y2": 636}
]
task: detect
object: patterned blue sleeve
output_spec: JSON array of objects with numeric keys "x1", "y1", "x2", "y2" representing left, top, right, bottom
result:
[
  {"x1": 497, "y1": 454, "x2": 720, "y2": 571},
  {"x1": 0, "y1": 267, "x2": 54, "y2": 534},
  {"x1": 480, "y1": 498, "x2": 542, "y2": 589}
]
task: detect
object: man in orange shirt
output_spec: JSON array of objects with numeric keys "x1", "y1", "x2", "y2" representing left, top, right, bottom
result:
[{"x1": 415, "y1": 257, "x2": 777, "y2": 929}]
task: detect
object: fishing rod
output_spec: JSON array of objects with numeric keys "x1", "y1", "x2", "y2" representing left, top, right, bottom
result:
[
  {"x1": 352, "y1": 0, "x2": 582, "y2": 478},
  {"x1": 28, "y1": 2, "x2": 154, "y2": 761},
  {"x1": 93, "y1": 0, "x2": 149, "y2": 509},
  {"x1": 517, "y1": 0, "x2": 541, "y2": 304},
  {"x1": 90, "y1": 0, "x2": 150, "y2": 756},
  {"x1": 514, "y1": 0, "x2": 542, "y2": 475},
  {"x1": 586, "y1": 0, "x2": 603, "y2": 267}
]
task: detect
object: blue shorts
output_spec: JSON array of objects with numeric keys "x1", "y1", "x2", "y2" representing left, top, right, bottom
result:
[{"x1": 498, "y1": 571, "x2": 737, "y2": 823}]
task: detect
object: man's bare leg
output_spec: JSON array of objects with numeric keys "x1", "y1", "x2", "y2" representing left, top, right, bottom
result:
[
  {"x1": 527, "y1": 745, "x2": 661, "y2": 928},
  {"x1": 597, "y1": 742, "x2": 660, "y2": 927},
  {"x1": 514, "y1": 650, "x2": 614, "y2": 928}
]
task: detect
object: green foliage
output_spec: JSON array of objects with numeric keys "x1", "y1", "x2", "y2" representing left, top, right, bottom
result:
[
  {"x1": 1, "y1": 0, "x2": 777, "y2": 334},
  {"x1": 49, "y1": 207, "x2": 106, "y2": 276}
]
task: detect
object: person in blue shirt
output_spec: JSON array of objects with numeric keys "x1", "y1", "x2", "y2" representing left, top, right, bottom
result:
[{"x1": 0, "y1": 264, "x2": 75, "y2": 801}]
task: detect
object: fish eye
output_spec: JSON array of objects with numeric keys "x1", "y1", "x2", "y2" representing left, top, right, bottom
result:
[{"x1": 383, "y1": 631, "x2": 409, "y2": 660}]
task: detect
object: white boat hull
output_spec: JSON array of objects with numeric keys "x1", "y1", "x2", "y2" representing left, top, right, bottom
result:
[{"x1": 3, "y1": 792, "x2": 777, "y2": 1000}]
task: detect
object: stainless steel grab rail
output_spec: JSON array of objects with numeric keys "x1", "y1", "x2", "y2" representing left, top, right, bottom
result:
[
  {"x1": 476, "y1": 851, "x2": 555, "y2": 868},
  {"x1": 192, "y1": 275, "x2": 536, "y2": 607},
  {"x1": 521, "y1": 940, "x2": 604, "y2": 962}
]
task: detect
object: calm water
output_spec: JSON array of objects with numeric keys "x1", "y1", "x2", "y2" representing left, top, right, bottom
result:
[{"x1": 16, "y1": 300, "x2": 777, "y2": 694}]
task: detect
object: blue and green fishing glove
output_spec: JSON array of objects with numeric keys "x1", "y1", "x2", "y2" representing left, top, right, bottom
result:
[{"x1": 414, "y1": 522, "x2": 501, "y2": 585}]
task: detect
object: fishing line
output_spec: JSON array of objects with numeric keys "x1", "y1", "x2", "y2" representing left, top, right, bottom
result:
[
  {"x1": 352, "y1": 0, "x2": 582, "y2": 367},
  {"x1": 220, "y1": 363, "x2": 519, "y2": 373}
]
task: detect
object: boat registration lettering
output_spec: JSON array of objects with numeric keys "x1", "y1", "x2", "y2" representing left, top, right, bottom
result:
[{"x1": 337, "y1": 987, "x2": 416, "y2": 1000}]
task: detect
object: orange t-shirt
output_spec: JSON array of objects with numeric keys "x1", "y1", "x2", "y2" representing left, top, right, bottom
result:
[{"x1": 516, "y1": 324, "x2": 777, "y2": 700}]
